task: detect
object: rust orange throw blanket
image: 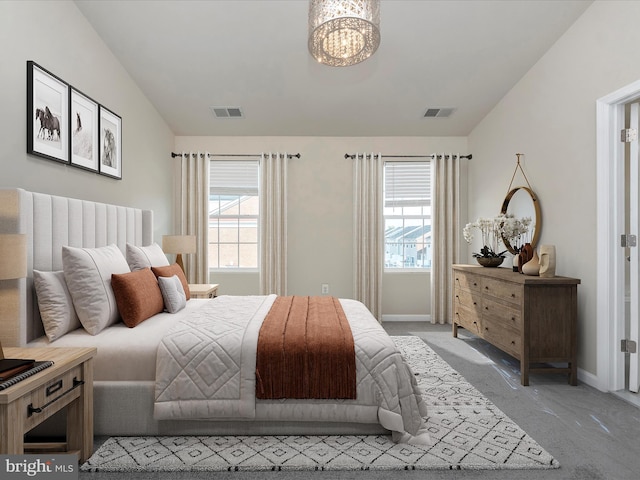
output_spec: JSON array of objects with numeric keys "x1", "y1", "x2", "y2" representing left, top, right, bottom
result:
[{"x1": 256, "y1": 296, "x2": 357, "y2": 399}]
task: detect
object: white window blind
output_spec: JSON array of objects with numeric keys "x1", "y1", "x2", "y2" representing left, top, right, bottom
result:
[
  {"x1": 384, "y1": 161, "x2": 431, "y2": 207},
  {"x1": 209, "y1": 160, "x2": 259, "y2": 195}
]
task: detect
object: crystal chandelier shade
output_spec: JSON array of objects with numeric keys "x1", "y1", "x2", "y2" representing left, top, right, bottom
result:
[{"x1": 308, "y1": 0, "x2": 381, "y2": 67}]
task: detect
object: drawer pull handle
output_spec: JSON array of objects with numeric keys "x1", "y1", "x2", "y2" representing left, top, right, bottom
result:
[
  {"x1": 511, "y1": 317, "x2": 516, "y2": 321},
  {"x1": 46, "y1": 379, "x2": 62, "y2": 397},
  {"x1": 473, "y1": 301, "x2": 477, "y2": 305},
  {"x1": 28, "y1": 378, "x2": 84, "y2": 417}
]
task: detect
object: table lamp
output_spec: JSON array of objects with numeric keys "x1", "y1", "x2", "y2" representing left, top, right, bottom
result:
[
  {"x1": 0, "y1": 234, "x2": 27, "y2": 281},
  {"x1": 162, "y1": 235, "x2": 196, "y2": 273}
]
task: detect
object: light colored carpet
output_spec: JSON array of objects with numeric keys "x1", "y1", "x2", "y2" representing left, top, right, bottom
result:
[{"x1": 81, "y1": 336, "x2": 558, "y2": 472}]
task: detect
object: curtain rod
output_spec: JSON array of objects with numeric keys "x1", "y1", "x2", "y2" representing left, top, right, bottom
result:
[
  {"x1": 344, "y1": 153, "x2": 472, "y2": 160},
  {"x1": 171, "y1": 152, "x2": 301, "y2": 159}
]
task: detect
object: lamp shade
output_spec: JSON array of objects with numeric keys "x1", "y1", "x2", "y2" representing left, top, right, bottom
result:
[
  {"x1": 162, "y1": 235, "x2": 197, "y2": 255},
  {"x1": 0, "y1": 234, "x2": 27, "y2": 280},
  {"x1": 308, "y1": 0, "x2": 381, "y2": 67}
]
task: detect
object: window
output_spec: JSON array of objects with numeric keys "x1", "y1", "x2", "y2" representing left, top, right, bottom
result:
[
  {"x1": 384, "y1": 161, "x2": 431, "y2": 270},
  {"x1": 209, "y1": 161, "x2": 259, "y2": 270}
]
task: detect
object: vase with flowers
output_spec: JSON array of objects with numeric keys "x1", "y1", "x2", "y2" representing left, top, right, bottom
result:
[
  {"x1": 500, "y1": 214, "x2": 533, "y2": 272},
  {"x1": 463, "y1": 214, "x2": 532, "y2": 268},
  {"x1": 463, "y1": 215, "x2": 508, "y2": 267}
]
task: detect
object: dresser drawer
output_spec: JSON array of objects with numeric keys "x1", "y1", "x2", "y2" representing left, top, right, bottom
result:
[
  {"x1": 22, "y1": 365, "x2": 84, "y2": 431},
  {"x1": 482, "y1": 277, "x2": 522, "y2": 306},
  {"x1": 454, "y1": 306, "x2": 482, "y2": 335},
  {"x1": 454, "y1": 271, "x2": 481, "y2": 292},
  {"x1": 482, "y1": 296, "x2": 522, "y2": 330},
  {"x1": 454, "y1": 287, "x2": 482, "y2": 311},
  {"x1": 483, "y1": 321, "x2": 521, "y2": 358}
]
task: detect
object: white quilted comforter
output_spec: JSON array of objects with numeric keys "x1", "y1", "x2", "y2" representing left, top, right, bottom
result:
[{"x1": 154, "y1": 295, "x2": 429, "y2": 441}]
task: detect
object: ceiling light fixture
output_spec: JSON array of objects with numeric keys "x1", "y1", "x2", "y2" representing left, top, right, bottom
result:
[{"x1": 308, "y1": 0, "x2": 381, "y2": 67}]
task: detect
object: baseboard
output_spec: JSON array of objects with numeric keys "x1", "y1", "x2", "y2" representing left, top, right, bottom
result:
[
  {"x1": 381, "y1": 314, "x2": 430, "y2": 322},
  {"x1": 577, "y1": 367, "x2": 602, "y2": 391}
]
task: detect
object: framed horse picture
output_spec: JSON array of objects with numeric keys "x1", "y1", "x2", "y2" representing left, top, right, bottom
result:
[
  {"x1": 70, "y1": 88, "x2": 99, "y2": 172},
  {"x1": 99, "y1": 105, "x2": 122, "y2": 180},
  {"x1": 27, "y1": 61, "x2": 70, "y2": 164}
]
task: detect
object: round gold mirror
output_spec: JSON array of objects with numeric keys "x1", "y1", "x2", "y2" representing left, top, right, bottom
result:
[{"x1": 500, "y1": 186, "x2": 541, "y2": 254}]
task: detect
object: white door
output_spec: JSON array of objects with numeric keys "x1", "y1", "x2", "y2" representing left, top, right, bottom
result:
[{"x1": 628, "y1": 102, "x2": 640, "y2": 393}]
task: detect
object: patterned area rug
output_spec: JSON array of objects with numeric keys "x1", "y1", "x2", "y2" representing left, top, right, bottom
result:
[{"x1": 81, "y1": 336, "x2": 559, "y2": 472}]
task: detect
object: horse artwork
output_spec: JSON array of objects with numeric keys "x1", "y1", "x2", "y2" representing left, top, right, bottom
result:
[
  {"x1": 102, "y1": 128, "x2": 116, "y2": 168},
  {"x1": 35, "y1": 106, "x2": 61, "y2": 141},
  {"x1": 27, "y1": 61, "x2": 69, "y2": 163},
  {"x1": 75, "y1": 112, "x2": 82, "y2": 133}
]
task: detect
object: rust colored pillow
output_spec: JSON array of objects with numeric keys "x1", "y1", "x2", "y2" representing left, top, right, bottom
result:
[
  {"x1": 111, "y1": 268, "x2": 164, "y2": 327},
  {"x1": 151, "y1": 264, "x2": 191, "y2": 300}
]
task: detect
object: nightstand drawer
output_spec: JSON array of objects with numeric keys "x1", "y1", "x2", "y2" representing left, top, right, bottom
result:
[{"x1": 22, "y1": 365, "x2": 84, "y2": 431}]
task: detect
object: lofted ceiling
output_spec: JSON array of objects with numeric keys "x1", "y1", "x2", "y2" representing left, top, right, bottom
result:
[{"x1": 74, "y1": 0, "x2": 592, "y2": 137}]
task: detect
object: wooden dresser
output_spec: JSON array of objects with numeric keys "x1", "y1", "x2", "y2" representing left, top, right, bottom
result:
[{"x1": 452, "y1": 264, "x2": 580, "y2": 386}]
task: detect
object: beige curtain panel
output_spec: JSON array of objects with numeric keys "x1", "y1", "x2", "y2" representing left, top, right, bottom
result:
[
  {"x1": 259, "y1": 152, "x2": 288, "y2": 295},
  {"x1": 430, "y1": 153, "x2": 461, "y2": 324},
  {"x1": 353, "y1": 153, "x2": 383, "y2": 321},
  {"x1": 178, "y1": 151, "x2": 209, "y2": 284}
]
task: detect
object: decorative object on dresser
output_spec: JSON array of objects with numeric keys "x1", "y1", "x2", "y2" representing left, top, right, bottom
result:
[
  {"x1": 452, "y1": 264, "x2": 580, "y2": 386},
  {"x1": 162, "y1": 234, "x2": 197, "y2": 273},
  {"x1": 0, "y1": 347, "x2": 96, "y2": 462},
  {"x1": 539, "y1": 245, "x2": 557, "y2": 278},
  {"x1": 521, "y1": 248, "x2": 540, "y2": 276},
  {"x1": 188, "y1": 283, "x2": 219, "y2": 299},
  {"x1": 464, "y1": 214, "x2": 527, "y2": 267}
]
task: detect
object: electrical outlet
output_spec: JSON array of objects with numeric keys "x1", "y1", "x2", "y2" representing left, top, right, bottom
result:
[{"x1": 321, "y1": 283, "x2": 329, "y2": 294}]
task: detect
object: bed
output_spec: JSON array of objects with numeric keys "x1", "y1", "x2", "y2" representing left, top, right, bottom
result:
[{"x1": 0, "y1": 188, "x2": 428, "y2": 441}]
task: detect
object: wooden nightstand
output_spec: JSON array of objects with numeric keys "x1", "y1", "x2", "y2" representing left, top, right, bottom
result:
[
  {"x1": 0, "y1": 347, "x2": 96, "y2": 462},
  {"x1": 189, "y1": 283, "x2": 219, "y2": 299}
]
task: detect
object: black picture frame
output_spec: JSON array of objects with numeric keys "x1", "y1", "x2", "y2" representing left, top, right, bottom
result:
[
  {"x1": 27, "y1": 61, "x2": 69, "y2": 164},
  {"x1": 70, "y1": 87, "x2": 99, "y2": 172},
  {"x1": 98, "y1": 105, "x2": 122, "y2": 180}
]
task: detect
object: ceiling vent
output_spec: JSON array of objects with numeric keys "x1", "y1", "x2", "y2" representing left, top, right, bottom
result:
[
  {"x1": 210, "y1": 106, "x2": 244, "y2": 119},
  {"x1": 423, "y1": 107, "x2": 456, "y2": 118}
]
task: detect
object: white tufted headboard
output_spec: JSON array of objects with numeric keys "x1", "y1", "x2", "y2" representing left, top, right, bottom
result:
[{"x1": 0, "y1": 188, "x2": 153, "y2": 347}]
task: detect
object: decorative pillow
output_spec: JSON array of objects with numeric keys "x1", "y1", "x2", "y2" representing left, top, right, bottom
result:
[
  {"x1": 126, "y1": 242, "x2": 169, "y2": 271},
  {"x1": 33, "y1": 270, "x2": 81, "y2": 341},
  {"x1": 111, "y1": 268, "x2": 165, "y2": 327},
  {"x1": 62, "y1": 244, "x2": 131, "y2": 335},
  {"x1": 157, "y1": 275, "x2": 187, "y2": 314},
  {"x1": 151, "y1": 264, "x2": 191, "y2": 300}
]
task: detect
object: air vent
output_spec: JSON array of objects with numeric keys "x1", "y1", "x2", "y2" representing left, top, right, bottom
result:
[
  {"x1": 210, "y1": 106, "x2": 244, "y2": 118},
  {"x1": 423, "y1": 107, "x2": 456, "y2": 118}
]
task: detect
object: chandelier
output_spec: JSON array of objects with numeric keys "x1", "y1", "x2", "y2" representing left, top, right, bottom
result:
[{"x1": 308, "y1": 0, "x2": 381, "y2": 67}]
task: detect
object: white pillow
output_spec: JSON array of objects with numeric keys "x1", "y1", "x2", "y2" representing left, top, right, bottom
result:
[
  {"x1": 126, "y1": 242, "x2": 169, "y2": 271},
  {"x1": 157, "y1": 274, "x2": 187, "y2": 313},
  {"x1": 33, "y1": 270, "x2": 81, "y2": 341},
  {"x1": 62, "y1": 244, "x2": 130, "y2": 335}
]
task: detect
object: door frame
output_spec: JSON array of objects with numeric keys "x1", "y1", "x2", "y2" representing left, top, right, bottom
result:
[{"x1": 596, "y1": 79, "x2": 640, "y2": 392}]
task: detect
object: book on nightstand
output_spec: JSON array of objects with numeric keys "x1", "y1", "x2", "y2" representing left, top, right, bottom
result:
[
  {"x1": 0, "y1": 359, "x2": 36, "y2": 380},
  {"x1": 0, "y1": 341, "x2": 53, "y2": 390},
  {"x1": 0, "y1": 361, "x2": 54, "y2": 390}
]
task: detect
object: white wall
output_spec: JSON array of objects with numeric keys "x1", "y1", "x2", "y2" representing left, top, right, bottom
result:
[
  {"x1": 468, "y1": 0, "x2": 640, "y2": 376},
  {"x1": 0, "y1": 1, "x2": 175, "y2": 241},
  {"x1": 175, "y1": 136, "x2": 467, "y2": 317}
]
